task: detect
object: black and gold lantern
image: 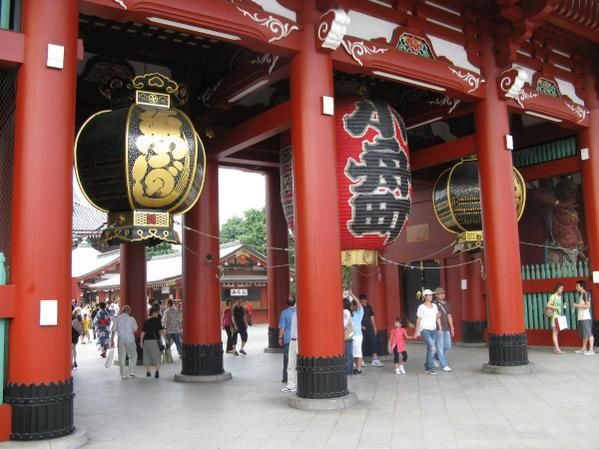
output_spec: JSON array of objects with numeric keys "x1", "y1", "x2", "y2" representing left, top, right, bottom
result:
[
  {"x1": 432, "y1": 156, "x2": 525, "y2": 252},
  {"x1": 75, "y1": 73, "x2": 206, "y2": 245}
]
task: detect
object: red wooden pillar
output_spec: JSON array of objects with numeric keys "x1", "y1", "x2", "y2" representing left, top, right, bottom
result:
[
  {"x1": 177, "y1": 160, "x2": 229, "y2": 380},
  {"x1": 354, "y1": 265, "x2": 388, "y2": 355},
  {"x1": 461, "y1": 253, "x2": 487, "y2": 343},
  {"x1": 120, "y1": 243, "x2": 147, "y2": 333},
  {"x1": 6, "y1": 0, "x2": 79, "y2": 440},
  {"x1": 578, "y1": 55, "x2": 599, "y2": 331},
  {"x1": 265, "y1": 170, "x2": 290, "y2": 350},
  {"x1": 383, "y1": 263, "x2": 402, "y2": 328},
  {"x1": 291, "y1": 0, "x2": 347, "y2": 400},
  {"x1": 475, "y1": 18, "x2": 528, "y2": 369}
]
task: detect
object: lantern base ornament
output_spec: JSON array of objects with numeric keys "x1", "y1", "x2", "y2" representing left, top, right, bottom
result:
[
  {"x1": 5, "y1": 379, "x2": 75, "y2": 441},
  {"x1": 455, "y1": 231, "x2": 483, "y2": 252},
  {"x1": 296, "y1": 355, "x2": 348, "y2": 399},
  {"x1": 102, "y1": 211, "x2": 179, "y2": 246},
  {"x1": 341, "y1": 250, "x2": 378, "y2": 266}
]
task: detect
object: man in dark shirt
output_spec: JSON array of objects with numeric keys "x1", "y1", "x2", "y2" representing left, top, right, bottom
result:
[
  {"x1": 233, "y1": 298, "x2": 249, "y2": 355},
  {"x1": 433, "y1": 287, "x2": 454, "y2": 372},
  {"x1": 360, "y1": 295, "x2": 383, "y2": 367}
]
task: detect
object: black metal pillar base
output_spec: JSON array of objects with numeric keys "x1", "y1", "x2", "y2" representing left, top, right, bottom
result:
[
  {"x1": 487, "y1": 333, "x2": 528, "y2": 366},
  {"x1": 297, "y1": 355, "x2": 348, "y2": 399},
  {"x1": 5, "y1": 378, "x2": 75, "y2": 441},
  {"x1": 181, "y1": 343, "x2": 224, "y2": 376},
  {"x1": 593, "y1": 321, "x2": 599, "y2": 346},
  {"x1": 267, "y1": 326, "x2": 282, "y2": 349},
  {"x1": 462, "y1": 320, "x2": 487, "y2": 343}
]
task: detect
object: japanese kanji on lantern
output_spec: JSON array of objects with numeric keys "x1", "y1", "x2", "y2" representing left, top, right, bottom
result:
[
  {"x1": 280, "y1": 98, "x2": 412, "y2": 265},
  {"x1": 75, "y1": 73, "x2": 206, "y2": 246},
  {"x1": 432, "y1": 156, "x2": 526, "y2": 252}
]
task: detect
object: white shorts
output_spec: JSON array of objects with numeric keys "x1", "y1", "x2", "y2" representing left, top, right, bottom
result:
[{"x1": 352, "y1": 335, "x2": 363, "y2": 358}]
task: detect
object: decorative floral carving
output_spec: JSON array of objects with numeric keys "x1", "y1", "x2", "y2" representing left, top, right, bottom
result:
[
  {"x1": 426, "y1": 96, "x2": 461, "y2": 114},
  {"x1": 536, "y1": 77, "x2": 560, "y2": 97},
  {"x1": 448, "y1": 67, "x2": 485, "y2": 94},
  {"x1": 340, "y1": 39, "x2": 387, "y2": 66},
  {"x1": 565, "y1": 102, "x2": 588, "y2": 123},
  {"x1": 236, "y1": 7, "x2": 300, "y2": 43},
  {"x1": 397, "y1": 33, "x2": 434, "y2": 59},
  {"x1": 248, "y1": 53, "x2": 280, "y2": 74}
]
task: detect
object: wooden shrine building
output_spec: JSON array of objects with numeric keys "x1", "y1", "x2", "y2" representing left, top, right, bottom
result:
[{"x1": 0, "y1": 0, "x2": 598, "y2": 442}]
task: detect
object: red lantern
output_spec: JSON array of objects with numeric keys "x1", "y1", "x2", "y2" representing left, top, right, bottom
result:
[
  {"x1": 280, "y1": 98, "x2": 411, "y2": 265},
  {"x1": 337, "y1": 98, "x2": 411, "y2": 265}
]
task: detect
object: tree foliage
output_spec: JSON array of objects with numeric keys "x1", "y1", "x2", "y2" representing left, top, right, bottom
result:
[
  {"x1": 146, "y1": 241, "x2": 176, "y2": 259},
  {"x1": 220, "y1": 208, "x2": 267, "y2": 255}
]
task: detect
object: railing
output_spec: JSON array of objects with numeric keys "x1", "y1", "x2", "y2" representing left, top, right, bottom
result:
[
  {"x1": 513, "y1": 137, "x2": 577, "y2": 168},
  {"x1": 524, "y1": 291, "x2": 578, "y2": 330},
  {"x1": 521, "y1": 260, "x2": 589, "y2": 280}
]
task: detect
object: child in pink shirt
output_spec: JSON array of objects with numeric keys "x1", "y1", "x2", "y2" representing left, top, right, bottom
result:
[{"x1": 388, "y1": 317, "x2": 414, "y2": 374}]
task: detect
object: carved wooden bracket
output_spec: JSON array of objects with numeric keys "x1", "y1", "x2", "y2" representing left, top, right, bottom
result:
[{"x1": 317, "y1": 9, "x2": 351, "y2": 52}]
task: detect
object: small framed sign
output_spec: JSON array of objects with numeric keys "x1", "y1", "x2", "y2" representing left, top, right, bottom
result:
[{"x1": 40, "y1": 300, "x2": 58, "y2": 326}]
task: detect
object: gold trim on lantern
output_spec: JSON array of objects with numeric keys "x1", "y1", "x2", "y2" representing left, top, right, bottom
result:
[
  {"x1": 136, "y1": 90, "x2": 170, "y2": 108},
  {"x1": 456, "y1": 230, "x2": 483, "y2": 252},
  {"x1": 74, "y1": 109, "x2": 112, "y2": 213},
  {"x1": 513, "y1": 167, "x2": 526, "y2": 221},
  {"x1": 447, "y1": 161, "x2": 468, "y2": 233},
  {"x1": 125, "y1": 104, "x2": 136, "y2": 211},
  {"x1": 341, "y1": 250, "x2": 378, "y2": 266},
  {"x1": 432, "y1": 167, "x2": 457, "y2": 235},
  {"x1": 173, "y1": 131, "x2": 207, "y2": 215}
]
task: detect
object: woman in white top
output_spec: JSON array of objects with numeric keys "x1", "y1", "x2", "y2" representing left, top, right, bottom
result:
[
  {"x1": 413, "y1": 289, "x2": 442, "y2": 374},
  {"x1": 343, "y1": 297, "x2": 354, "y2": 375}
]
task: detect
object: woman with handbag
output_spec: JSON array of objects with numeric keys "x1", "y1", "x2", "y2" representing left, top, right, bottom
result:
[
  {"x1": 141, "y1": 306, "x2": 167, "y2": 378},
  {"x1": 546, "y1": 283, "x2": 566, "y2": 354}
]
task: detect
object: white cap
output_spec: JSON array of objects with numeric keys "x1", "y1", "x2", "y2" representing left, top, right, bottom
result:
[{"x1": 422, "y1": 289, "x2": 434, "y2": 296}]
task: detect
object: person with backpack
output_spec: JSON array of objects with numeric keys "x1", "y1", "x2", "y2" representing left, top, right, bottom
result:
[
  {"x1": 573, "y1": 280, "x2": 595, "y2": 355},
  {"x1": 433, "y1": 287, "x2": 454, "y2": 371},
  {"x1": 71, "y1": 308, "x2": 83, "y2": 369}
]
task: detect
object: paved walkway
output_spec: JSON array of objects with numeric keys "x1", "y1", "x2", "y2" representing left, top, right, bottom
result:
[{"x1": 72, "y1": 325, "x2": 599, "y2": 449}]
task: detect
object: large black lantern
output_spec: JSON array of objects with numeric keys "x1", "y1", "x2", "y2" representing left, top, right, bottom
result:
[
  {"x1": 432, "y1": 157, "x2": 526, "y2": 252},
  {"x1": 75, "y1": 73, "x2": 205, "y2": 246}
]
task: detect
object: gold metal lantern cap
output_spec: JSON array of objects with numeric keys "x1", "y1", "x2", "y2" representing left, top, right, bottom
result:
[
  {"x1": 75, "y1": 73, "x2": 206, "y2": 246},
  {"x1": 432, "y1": 156, "x2": 526, "y2": 252}
]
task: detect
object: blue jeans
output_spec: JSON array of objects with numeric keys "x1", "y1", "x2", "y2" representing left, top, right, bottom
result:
[
  {"x1": 435, "y1": 330, "x2": 452, "y2": 368},
  {"x1": 167, "y1": 333, "x2": 182, "y2": 355},
  {"x1": 345, "y1": 339, "x2": 354, "y2": 374},
  {"x1": 420, "y1": 329, "x2": 436, "y2": 371},
  {"x1": 282, "y1": 342, "x2": 289, "y2": 382}
]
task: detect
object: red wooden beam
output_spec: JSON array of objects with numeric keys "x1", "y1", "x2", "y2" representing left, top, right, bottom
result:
[
  {"x1": 411, "y1": 135, "x2": 476, "y2": 171},
  {"x1": 220, "y1": 157, "x2": 279, "y2": 169},
  {"x1": 519, "y1": 156, "x2": 580, "y2": 181},
  {"x1": 0, "y1": 30, "x2": 24, "y2": 67},
  {"x1": 208, "y1": 101, "x2": 290, "y2": 159},
  {"x1": 80, "y1": 0, "x2": 301, "y2": 56}
]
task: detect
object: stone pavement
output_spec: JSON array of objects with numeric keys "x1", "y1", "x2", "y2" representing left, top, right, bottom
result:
[{"x1": 71, "y1": 325, "x2": 599, "y2": 449}]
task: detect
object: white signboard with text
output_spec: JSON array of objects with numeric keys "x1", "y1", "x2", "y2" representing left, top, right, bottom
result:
[{"x1": 230, "y1": 288, "x2": 248, "y2": 297}]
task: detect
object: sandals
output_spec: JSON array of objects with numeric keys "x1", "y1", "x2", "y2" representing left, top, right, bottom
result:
[{"x1": 553, "y1": 349, "x2": 565, "y2": 354}]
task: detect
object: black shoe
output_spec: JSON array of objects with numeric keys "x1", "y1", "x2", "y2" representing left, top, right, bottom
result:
[
  {"x1": 146, "y1": 372, "x2": 151, "y2": 377},
  {"x1": 155, "y1": 371, "x2": 159, "y2": 379},
  {"x1": 353, "y1": 369, "x2": 362, "y2": 375},
  {"x1": 73, "y1": 362, "x2": 78, "y2": 369},
  {"x1": 239, "y1": 349, "x2": 247, "y2": 355}
]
